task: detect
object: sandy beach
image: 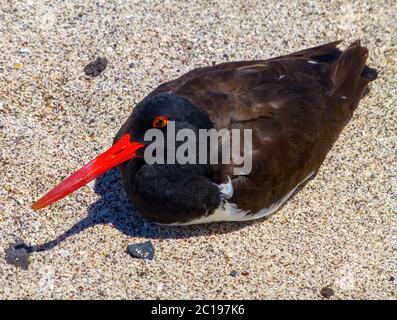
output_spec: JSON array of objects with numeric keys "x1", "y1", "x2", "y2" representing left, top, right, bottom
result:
[{"x1": 0, "y1": 0, "x2": 396, "y2": 299}]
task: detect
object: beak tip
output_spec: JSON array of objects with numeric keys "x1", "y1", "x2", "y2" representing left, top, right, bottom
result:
[{"x1": 31, "y1": 201, "x2": 43, "y2": 211}]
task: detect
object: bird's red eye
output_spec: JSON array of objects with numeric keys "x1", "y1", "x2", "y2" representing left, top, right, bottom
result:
[{"x1": 153, "y1": 115, "x2": 169, "y2": 129}]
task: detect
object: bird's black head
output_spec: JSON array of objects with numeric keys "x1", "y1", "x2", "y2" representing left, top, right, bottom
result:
[
  {"x1": 115, "y1": 93, "x2": 222, "y2": 224},
  {"x1": 120, "y1": 93, "x2": 214, "y2": 163},
  {"x1": 122, "y1": 93, "x2": 213, "y2": 141}
]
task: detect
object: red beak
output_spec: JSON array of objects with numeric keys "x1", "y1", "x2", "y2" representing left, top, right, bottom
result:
[{"x1": 32, "y1": 134, "x2": 144, "y2": 211}]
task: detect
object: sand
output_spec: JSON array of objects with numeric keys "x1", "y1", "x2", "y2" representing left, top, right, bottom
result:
[{"x1": 0, "y1": 0, "x2": 396, "y2": 299}]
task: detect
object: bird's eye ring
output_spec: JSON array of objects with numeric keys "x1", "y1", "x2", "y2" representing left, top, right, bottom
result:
[{"x1": 153, "y1": 115, "x2": 169, "y2": 129}]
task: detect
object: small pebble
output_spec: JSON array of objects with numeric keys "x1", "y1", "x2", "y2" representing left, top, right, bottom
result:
[
  {"x1": 13, "y1": 62, "x2": 23, "y2": 70},
  {"x1": 241, "y1": 271, "x2": 250, "y2": 276},
  {"x1": 389, "y1": 276, "x2": 394, "y2": 281},
  {"x1": 229, "y1": 270, "x2": 238, "y2": 277},
  {"x1": 59, "y1": 249, "x2": 71, "y2": 258},
  {"x1": 127, "y1": 241, "x2": 155, "y2": 260},
  {"x1": 84, "y1": 57, "x2": 108, "y2": 77},
  {"x1": 5, "y1": 240, "x2": 30, "y2": 270},
  {"x1": 19, "y1": 47, "x2": 30, "y2": 55},
  {"x1": 320, "y1": 287, "x2": 335, "y2": 298}
]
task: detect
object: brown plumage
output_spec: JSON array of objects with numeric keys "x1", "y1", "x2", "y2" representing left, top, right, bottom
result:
[{"x1": 141, "y1": 40, "x2": 377, "y2": 216}]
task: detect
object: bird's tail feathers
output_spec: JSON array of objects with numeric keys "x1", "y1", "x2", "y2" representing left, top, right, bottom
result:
[{"x1": 330, "y1": 40, "x2": 377, "y2": 113}]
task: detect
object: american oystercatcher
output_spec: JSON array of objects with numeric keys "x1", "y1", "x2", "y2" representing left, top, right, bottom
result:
[{"x1": 32, "y1": 40, "x2": 377, "y2": 225}]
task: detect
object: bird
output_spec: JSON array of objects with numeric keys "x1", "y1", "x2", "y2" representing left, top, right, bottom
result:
[{"x1": 32, "y1": 40, "x2": 377, "y2": 225}]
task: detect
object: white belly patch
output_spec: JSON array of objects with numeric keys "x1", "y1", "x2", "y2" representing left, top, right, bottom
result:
[{"x1": 165, "y1": 171, "x2": 315, "y2": 226}]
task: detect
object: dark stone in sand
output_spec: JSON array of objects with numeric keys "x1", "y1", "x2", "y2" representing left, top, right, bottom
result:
[
  {"x1": 229, "y1": 270, "x2": 238, "y2": 277},
  {"x1": 320, "y1": 287, "x2": 335, "y2": 298},
  {"x1": 127, "y1": 241, "x2": 155, "y2": 260},
  {"x1": 5, "y1": 240, "x2": 30, "y2": 270},
  {"x1": 84, "y1": 57, "x2": 108, "y2": 77}
]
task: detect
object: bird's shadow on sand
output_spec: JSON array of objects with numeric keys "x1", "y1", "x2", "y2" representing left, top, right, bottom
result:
[{"x1": 28, "y1": 169, "x2": 250, "y2": 253}]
